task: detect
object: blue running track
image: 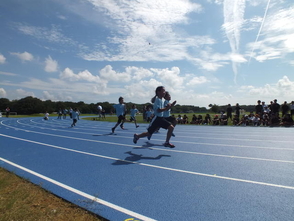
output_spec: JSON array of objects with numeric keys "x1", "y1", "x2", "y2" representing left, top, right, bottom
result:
[{"x1": 0, "y1": 117, "x2": 293, "y2": 221}]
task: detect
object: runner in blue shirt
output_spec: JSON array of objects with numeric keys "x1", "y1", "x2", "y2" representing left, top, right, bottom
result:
[
  {"x1": 133, "y1": 86, "x2": 176, "y2": 148},
  {"x1": 112, "y1": 97, "x2": 127, "y2": 133},
  {"x1": 130, "y1": 104, "x2": 140, "y2": 128}
]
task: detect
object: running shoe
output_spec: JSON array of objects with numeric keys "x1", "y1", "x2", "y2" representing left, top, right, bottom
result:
[
  {"x1": 111, "y1": 127, "x2": 115, "y2": 133},
  {"x1": 120, "y1": 125, "x2": 125, "y2": 129},
  {"x1": 147, "y1": 134, "x2": 152, "y2": 140},
  {"x1": 136, "y1": 125, "x2": 139, "y2": 128},
  {"x1": 164, "y1": 142, "x2": 175, "y2": 148},
  {"x1": 133, "y1": 134, "x2": 139, "y2": 144},
  {"x1": 171, "y1": 133, "x2": 175, "y2": 137}
]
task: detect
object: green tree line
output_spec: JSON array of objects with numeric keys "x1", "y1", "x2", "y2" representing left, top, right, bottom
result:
[{"x1": 0, "y1": 96, "x2": 258, "y2": 115}]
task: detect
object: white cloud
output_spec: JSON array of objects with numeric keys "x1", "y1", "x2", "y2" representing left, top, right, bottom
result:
[
  {"x1": 99, "y1": 65, "x2": 131, "y2": 82},
  {"x1": 125, "y1": 66, "x2": 154, "y2": 81},
  {"x1": 10, "y1": 51, "x2": 34, "y2": 62},
  {"x1": 16, "y1": 88, "x2": 35, "y2": 97},
  {"x1": 45, "y1": 56, "x2": 58, "y2": 72},
  {"x1": 0, "y1": 71, "x2": 17, "y2": 76},
  {"x1": 0, "y1": 54, "x2": 6, "y2": 64},
  {"x1": 237, "y1": 76, "x2": 294, "y2": 102},
  {"x1": 187, "y1": 76, "x2": 210, "y2": 86},
  {"x1": 60, "y1": 68, "x2": 106, "y2": 84},
  {"x1": 0, "y1": 88, "x2": 7, "y2": 97},
  {"x1": 15, "y1": 23, "x2": 76, "y2": 46},
  {"x1": 76, "y1": 0, "x2": 209, "y2": 63},
  {"x1": 151, "y1": 67, "x2": 184, "y2": 89},
  {"x1": 42, "y1": 91, "x2": 56, "y2": 100},
  {"x1": 247, "y1": 5, "x2": 294, "y2": 63},
  {"x1": 124, "y1": 78, "x2": 163, "y2": 102}
]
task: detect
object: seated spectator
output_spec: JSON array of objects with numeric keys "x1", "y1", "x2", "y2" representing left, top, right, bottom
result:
[
  {"x1": 251, "y1": 114, "x2": 261, "y2": 126},
  {"x1": 182, "y1": 115, "x2": 189, "y2": 124},
  {"x1": 212, "y1": 115, "x2": 219, "y2": 125},
  {"x1": 220, "y1": 114, "x2": 228, "y2": 125},
  {"x1": 237, "y1": 115, "x2": 249, "y2": 126},
  {"x1": 261, "y1": 113, "x2": 270, "y2": 126},
  {"x1": 197, "y1": 115, "x2": 203, "y2": 125},
  {"x1": 190, "y1": 114, "x2": 197, "y2": 124},
  {"x1": 177, "y1": 115, "x2": 183, "y2": 124},
  {"x1": 232, "y1": 114, "x2": 239, "y2": 126},
  {"x1": 280, "y1": 114, "x2": 294, "y2": 127},
  {"x1": 269, "y1": 114, "x2": 280, "y2": 127},
  {"x1": 44, "y1": 111, "x2": 49, "y2": 120},
  {"x1": 203, "y1": 114, "x2": 211, "y2": 125},
  {"x1": 247, "y1": 112, "x2": 255, "y2": 125}
]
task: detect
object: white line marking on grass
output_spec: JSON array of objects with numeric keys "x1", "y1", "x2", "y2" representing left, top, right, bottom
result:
[
  {"x1": 1, "y1": 134, "x2": 294, "y2": 191},
  {"x1": 0, "y1": 157, "x2": 157, "y2": 221}
]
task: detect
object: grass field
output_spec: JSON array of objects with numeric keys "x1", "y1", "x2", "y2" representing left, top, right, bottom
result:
[{"x1": 0, "y1": 168, "x2": 105, "y2": 221}]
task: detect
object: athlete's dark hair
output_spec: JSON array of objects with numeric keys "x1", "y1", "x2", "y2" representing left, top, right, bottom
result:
[{"x1": 151, "y1": 86, "x2": 164, "y2": 103}]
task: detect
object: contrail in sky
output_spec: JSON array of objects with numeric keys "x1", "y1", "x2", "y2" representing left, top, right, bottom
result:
[
  {"x1": 248, "y1": 0, "x2": 271, "y2": 64},
  {"x1": 223, "y1": 0, "x2": 245, "y2": 84}
]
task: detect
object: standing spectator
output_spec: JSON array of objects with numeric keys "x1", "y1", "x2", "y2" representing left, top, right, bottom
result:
[
  {"x1": 290, "y1": 101, "x2": 294, "y2": 119},
  {"x1": 57, "y1": 108, "x2": 62, "y2": 119},
  {"x1": 5, "y1": 107, "x2": 10, "y2": 117},
  {"x1": 63, "y1": 108, "x2": 67, "y2": 119},
  {"x1": 235, "y1": 103, "x2": 241, "y2": 119},
  {"x1": 281, "y1": 101, "x2": 290, "y2": 117},
  {"x1": 71, "y1": 108, "x2": 79, "y2": 127},
  {"x1": 271, "y1": 99, "x2": 280, "y2": 117},
  {"x1": 97, "y1": 104, "x2": 102, "y2": 118},
  {"x1": 255, "y1": 100, "x2": 263, "y2": 117},
  {"x1": 226, "y1": 104, "x2": 233, "y2": 121},
  {"x1": 69, "y1": 107, "x2": 73, "y2": 118}
]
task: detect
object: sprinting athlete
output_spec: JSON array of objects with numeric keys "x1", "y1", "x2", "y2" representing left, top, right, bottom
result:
[
  {"x1": 112, "y1": 97, "x2": 127, "y2": 133},
  {"x1": 133, "y1": 86, "x2": 176, "y2": 148},
  {"x1": 130, "y1": 104, "x2": 140, "y2": 128}
]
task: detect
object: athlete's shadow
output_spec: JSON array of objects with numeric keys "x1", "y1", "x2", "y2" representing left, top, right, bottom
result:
[
  {"x1": 112, "y1": 151, "x2": 170, "y2": 165},
  {"x1": 133, "y1": 141, "x2": 163, "y2": 149},
  {"x1": 92, "y1": 133, "x2": 116, "y2": 136}
]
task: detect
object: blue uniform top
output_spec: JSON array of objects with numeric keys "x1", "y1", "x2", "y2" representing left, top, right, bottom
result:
[
  {"x1": 113, "y1": 104, "x2": 125, "y2": 117},
  {"x1": 153, "y1": 97, "x2": 164, "y2": 117},
  {"x1": 163, "y1": 100, "x2": 171, "y2": 118},
  {"x1": 130, "y1": 108, "x2": 138, "y2": 117}
]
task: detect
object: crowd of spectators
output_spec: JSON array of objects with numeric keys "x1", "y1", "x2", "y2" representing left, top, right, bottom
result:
[{"x1": 178, "y1": 100, "x2": 294, "y2": 127}]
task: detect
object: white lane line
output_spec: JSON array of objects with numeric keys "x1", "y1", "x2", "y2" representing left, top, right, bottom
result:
[
  {"x1": 28, "y1": 118, "x2": 294, "y2": 142},
  {"x1": 1, "y1": 123, "x2": 294, "y2": 164},
  {"x1": 0, "y1": 157, "x2": 156, "y2": 221},
  {"x1": 3, "y1": 120, "x2": 294, "y2": 152},
  {"x1": 1, "y1": 133, "x2": 294, "y2": 190}
]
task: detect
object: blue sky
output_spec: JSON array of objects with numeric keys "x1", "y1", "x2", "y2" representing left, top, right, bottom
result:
[{"x1": 0, "y1": 0, "x2": 293, "y2": 108}]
